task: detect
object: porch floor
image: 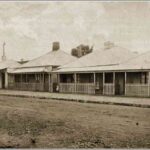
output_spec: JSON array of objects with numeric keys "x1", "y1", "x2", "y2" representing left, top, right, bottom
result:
[{"x1": 0, "y1": 90, "x2": 150, "y2": 108}]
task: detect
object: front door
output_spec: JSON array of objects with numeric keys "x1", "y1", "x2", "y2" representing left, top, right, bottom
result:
[
  {"x1": 115, "y1": 73, "x2": 125, "y2": 95},
  {"x1": 95, "y1": 73, "x2": 103, "y2": 94}
]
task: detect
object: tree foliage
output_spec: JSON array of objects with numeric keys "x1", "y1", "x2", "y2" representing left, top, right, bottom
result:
[{"x1": 71, "y1": 44, "x2": 93, "y2": 58}]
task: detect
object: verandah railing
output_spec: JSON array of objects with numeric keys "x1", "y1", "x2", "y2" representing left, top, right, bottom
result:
[
  {"x1": 8, "y1": 82, "x2": 150, "y2": 97},
  {"x1": 125, "y1": 83, "x2": 149, "y2": 97},
  {"x1": 103, "y1": 83, "x2": 114, "y2": 95},
  {"x1": 59, "y1": 83, "x2": 95, "y2": 94},
  {"x1": 8, "y1": 82, "x2": 45, "y2": 91},
  {"x1": 76, "y1": 83, "x2": 95, "y2": 94},
  {"x1": 59, "y1": 83, "x2": 76, "y2": 93}
]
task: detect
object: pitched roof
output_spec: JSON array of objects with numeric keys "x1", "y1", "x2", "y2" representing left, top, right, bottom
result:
[
  {"x1": 0, "y1": 60, "x2": 20, "y2": 70},
  {"x1": 113, "y1": 50, "x2": 150, "y2": 70},
  {"x1": 56, "y1": 46, "x2": 137, "y2": 72},
  {"x1": 17, "y1": 50, "x2": 77, "y2": 69}
]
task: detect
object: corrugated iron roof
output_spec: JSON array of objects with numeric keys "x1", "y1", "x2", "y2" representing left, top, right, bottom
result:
[
  {"x1": 17, "y1": 50, "x2": 77, "y2": 68},
  {"x1": 56, "y1": 46, "x2": 137, "y2": 72},
  {"x1": 0, "y1": 60, "x2": 20, "y2": 70}
]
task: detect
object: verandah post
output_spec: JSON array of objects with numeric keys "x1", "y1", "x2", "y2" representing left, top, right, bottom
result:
[
  {"x1": 113, "y1": 72, "x2": 115, "y2": 95},
  {"x1": 103, "y1": 72, "x2": 105, "y2": 95},
  {"x1": 57, "y1": 73, "x2": 60, "y2": 92},
  {"x1": 35, "y1": 73, "x2": 37, "y2": 91},
  {"x1": 125, "y1": 72, "x2": 127, "y2": 96},
  {"x1": 43, "y1": 73, "x2": 44, "y2": 91},
  {"x1": 148, "y1": 72, "x2": 150, "y2": 97},
  {"x1": 94, "y1": 73, "x2": 96, "y2": 94},
  {"x1": 74, "y1": 73, "x2": 77, "y2": 93},
  {"x1": 48, "y1": 73, "x2": 51, "y2": 92},
  {"x1": 51, "y1": 73, "x2": 53, "y2": 93}
]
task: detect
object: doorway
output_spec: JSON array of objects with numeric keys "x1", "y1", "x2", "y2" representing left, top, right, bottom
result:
[
  {"x1": 44, "y1": 73, "x2": 49, "y2": 92},
  {"x1": 95, "y1": 73, "x2": 103, "y2": 94},
  {"x1": 115, "y1": 72, "x2": 125, "y2": 95}
]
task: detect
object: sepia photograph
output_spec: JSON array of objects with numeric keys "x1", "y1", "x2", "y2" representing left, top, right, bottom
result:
[{"x1": 0, "y1": 0, "x2": 149, "y2": 148}]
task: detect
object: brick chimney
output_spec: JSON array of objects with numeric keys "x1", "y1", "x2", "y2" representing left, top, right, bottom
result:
[
  {"x1": 52, "y1": 42, "x2": 60, "y2": 51},
  {"x1": 104, "y1": 41, "x2": 114, "y2": 50}
]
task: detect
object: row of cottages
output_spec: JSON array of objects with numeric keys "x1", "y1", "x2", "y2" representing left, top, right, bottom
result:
[
  {"x1": 7, "y1": 42, "x2": 77, "y2": 92},
  {"x1": 54, "y1": 42, "x2": 150, "y2": 97},
  {"x1": 2, "y1": 41, "x2": 150, "y2": 97}
]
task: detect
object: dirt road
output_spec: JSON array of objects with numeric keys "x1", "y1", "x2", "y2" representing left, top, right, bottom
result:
[{"x1": 0, "y1": 95, "x2": 149, "y2": 148}]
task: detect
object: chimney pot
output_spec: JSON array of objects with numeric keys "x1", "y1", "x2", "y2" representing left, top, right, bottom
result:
[
  {"x1": 104, "y1": 41, "x2": 114, "y2": 50},
  {"x1": 52, "y1": 42, "x2": 60, "y2": 51}
]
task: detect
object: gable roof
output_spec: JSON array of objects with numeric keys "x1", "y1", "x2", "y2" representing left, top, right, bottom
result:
[
  {"x1": 17, "y1": 50, "x2": 77, "y2": 68},
  {"x1": 56, "y1": 46, "x2": 137, "y2": 72}
]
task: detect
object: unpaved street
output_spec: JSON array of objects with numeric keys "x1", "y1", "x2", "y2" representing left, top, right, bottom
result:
[{"x1": 0, "y1": 95, "x2": 149, "y2": 148}]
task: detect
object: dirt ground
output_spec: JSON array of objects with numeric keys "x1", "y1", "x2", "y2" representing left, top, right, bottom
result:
[{"x1": 0, "y1": 95, "x2": 149, "y2": 148}]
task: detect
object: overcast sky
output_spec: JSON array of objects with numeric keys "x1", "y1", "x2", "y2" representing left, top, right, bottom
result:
[{"x1": 0, "y1": 1, "x2": 150, "y2": 61}]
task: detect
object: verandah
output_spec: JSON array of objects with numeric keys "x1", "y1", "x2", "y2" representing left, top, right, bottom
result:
[
  {"x1": 7, "y1": 71, "x2": 150, "y2": 97},
  {"x1": 58, "y1": 71, "x2": 150, "y2": 97},
  {"x1": 8, "y1": 73, "x2": 50, "y2": 92},
  {"x1": 58, "y1": 72, "x2": 115, "y2": 95}
]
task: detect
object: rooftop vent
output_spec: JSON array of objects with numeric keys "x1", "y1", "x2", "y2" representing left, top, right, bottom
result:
[
  {"x1": 104, "y1": 41, "x2": 114, "y2": 50},
  {"x1": 52, "y1": 42, "x2": 60, "y2": 51}
]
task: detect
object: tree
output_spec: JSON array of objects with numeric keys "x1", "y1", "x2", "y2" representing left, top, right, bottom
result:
[{"x1": 71, "y1": 44, "x2": 93, "y2": 58}]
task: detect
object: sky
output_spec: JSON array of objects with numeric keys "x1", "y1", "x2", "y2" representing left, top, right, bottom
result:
[{"x1": 0, "y1": 1, "x2": 150, "y2": 61}]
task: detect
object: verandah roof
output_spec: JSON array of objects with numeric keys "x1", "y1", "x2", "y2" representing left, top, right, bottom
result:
[
  {"x1": 8, "y1": 66, "x2": 52, "y2": 74},
  {"x1": 54, "y1": 64, "x2": 150, "y2": 73}
]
